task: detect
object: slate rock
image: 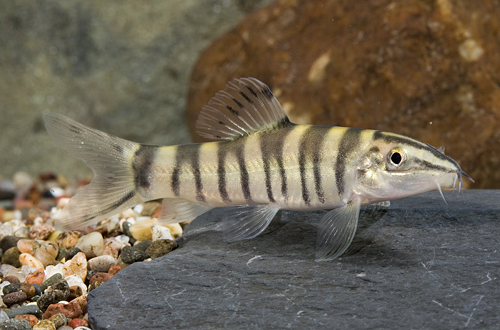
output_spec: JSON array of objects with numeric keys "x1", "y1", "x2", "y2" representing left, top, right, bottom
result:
[
  {"x1": 119, "y1": 246, "x2": 149, "y2": 264},
  {"x1": 88, "y1": 191, "x2": 500, "y2": 329},
  {"x1": 187, "y1": 0, "x2": 500, "y2": 189}
]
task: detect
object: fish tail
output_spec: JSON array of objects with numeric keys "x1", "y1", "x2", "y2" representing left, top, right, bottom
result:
[{"x1": 43, "y1": 113, "x2": 147, "y2": 230}]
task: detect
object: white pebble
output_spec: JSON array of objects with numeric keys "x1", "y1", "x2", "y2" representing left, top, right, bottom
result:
[
  {"x1": 88, "y1": 255, "x2": 117, "y2": 272},
  {"x1": 133, "y1": 204, "x2": 144, "y2": 215},
  {"x1": 56, "y1": 197, "x2": 70, "y2": 209},
  {"x1": 33, "y1": 217, "x2": 44, "y2": 226},
  {"x1": 64, "y1": 274, "x2": 87, "y2": 295},
  {"x1": 0, "y1": 310, "x2": 8, "y2": 322},
  {"x1": 114, "y1": 235, "x2": 130, "y2": 244},
  {"x1": 50, "y1": 187, "x2": 65, "y2": 198},
  {"x1": 75, "y1": 232, "x2": 104, "y2": 256},
  {"x1": 13, "y1": 210, "x2": 22, "y2": 221},
  {"x1": 45, "y1": 263, "x2": 65, "y2": 279},
  {"x1": 151, "y1": 225, "x2": 174, "y2": 241},
  {"x1": 74, "y1": 327, "x2": 92, "y2": 330}
]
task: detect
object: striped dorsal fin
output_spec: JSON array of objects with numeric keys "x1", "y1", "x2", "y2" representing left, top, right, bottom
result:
[{"x1": 196, "y1": 78, "x2": 291, "y2": 141}]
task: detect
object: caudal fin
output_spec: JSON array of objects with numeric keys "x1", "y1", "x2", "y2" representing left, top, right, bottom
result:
[{"x1": 43, "y1": 113, "x2": 144, "y2": 230}]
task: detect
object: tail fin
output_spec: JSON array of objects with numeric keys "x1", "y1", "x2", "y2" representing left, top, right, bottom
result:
[{"x1": 43, "y1": 113, "x2": 144, "y2": 230}]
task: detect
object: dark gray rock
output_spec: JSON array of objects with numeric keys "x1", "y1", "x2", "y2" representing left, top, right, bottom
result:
[
  {"x1": 5, "y1": 303, "x2": 41, "y2": 318},
  {"x1": 120, "y1": 246, "x2": 149, "y2": 264},
  {"x1": 88, "y1": 190, "x2": 500, "y2": 329},
  {"x1": 0, "y1": 318, "x2": 31, "y2": 330},
  {"x1": 37, "y1": 279, "x2": 70, "y2": 311}
]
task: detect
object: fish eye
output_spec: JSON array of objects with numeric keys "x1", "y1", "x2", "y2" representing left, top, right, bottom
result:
[{"x1": 388, "y1": 148, "x2": 406, "y2": 167}]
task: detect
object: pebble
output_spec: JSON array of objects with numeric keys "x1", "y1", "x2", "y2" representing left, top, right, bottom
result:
[
  {"x1": 44, "y1": 264, "x2": 64, "y2": 280},
  {"x1": 62, "y1": 252, "x2": 87, "y2": 282},
  {"x1": 151, "y1": 225, "x2": 174, "y2": 241},
  {"x1": 133, "y1": 240, "x2": 152, "y2": 251},
  {"x1": 19, "y1": 253, "x2": 44, "y2": 269},
  {"x1": 74, "y1": 327, "x2": 92, "y2": 330},
  {"x1": 108, "y1": 265, "x2": 122, "y2": 276},
  {"x1": 43, "y1": 299, "x2": 83, "y2": 319},
  {"x1": 3, "y1": 275, "x2": 21, "y2": 284},
  {"x1": 64, "y1": 275, "x2": 87, "y2": 296},
  {"x1": 29, "y1": 224, "x2": 55, "y2": 240},
  {"x1": 3, "y1": 291, "x2": 27, "y2": 306},
  {"x1": 25, "y1": 268, "x2": 45, "y2": 286},
  {"x1": 39, "y1": 273, "x2": 63, "y2": 293},
  {"x1": 88, "y1": 254, "x2": 117, "y2": 272},
  {"x1": 33, "y1": 319, "x2": 55, "y2": 330},
  {"x1": 89, "y1": 272, "x2": 113, "y2": 285},
  {"x1": 74, "y1": 232, "x2": 104, "y2": 256},
  {"x1": 120, "y1": 246, "x2": 149, "y2": 264},
  {"x1": 121, "y1": 221, "x2": 136, "y2": 244},
  {"x1": 129, "y1": 218, "x2": 159, "y2": 241},
  {"x1": 145, "y1": 239, "x2": 179, "y2": 259},
  {"x1": 55, "y1": 231, "x2": 82, "y2": 250},
  {"x1": 20, "y1": 283, "x2": 36, "y2": 299},
  {"x1": 2, "y1": 247, "x2": 22, "y2": 267},
  {"x1": 57, "y1": 247, "x2": 82, "y2": 261},
  {"x1": 102, "y1": 237, "x2": 129, "y2": 258},
  {"x1": 0, "y1": 310, "x2": 8, "y2": 323},
  {"x1": 68, "y1": 318, "x2": 89, "y2": 328},
  {"x1": 0, "y1": 318, "x2": 32, "y2": 330},
  {"x1": 15, "y1": 314, "x2": 39, "y2": 326},
  {"x1": 5, "y1": 303, "x2": 41, "y2": 318},
  {"x1": 17, "y1": 239, "x2": 59, "y2": 266},
  {"x1": 0, "y1": 235, "x2": 22, "y2": 252},
  {"x1": 37, "y1": 279, "x2": 70, "y2": 311},
  {"x1": 48, "y1": 313, "x2": 67, "y2": 328}
]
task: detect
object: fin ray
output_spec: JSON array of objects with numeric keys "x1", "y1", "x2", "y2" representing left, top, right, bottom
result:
[
  {"x1": 196, "y1": 78, "x2": 290, "y2": 141},
  {"x1": 221, "y1": 205, "x2": 280, "y2": 242},
  {"x1": 316, "y1": 199, "x2": 361, "y2": 262},
  {"x1": 43, "y1": 113, "x2": 143, "y2": 230}
]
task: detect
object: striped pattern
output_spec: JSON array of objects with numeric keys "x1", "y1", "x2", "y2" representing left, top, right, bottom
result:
[
  {"x1": 146, "y1": 123, "x2": 462, "y2": 213},
  {"x1": 151, "y1": 124, "x2": 367, "y2": 210}
]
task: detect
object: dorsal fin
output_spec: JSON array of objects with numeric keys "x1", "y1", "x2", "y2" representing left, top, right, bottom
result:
[{"x1": 196, "y1": 78, "x2": 291, "y2": 141}]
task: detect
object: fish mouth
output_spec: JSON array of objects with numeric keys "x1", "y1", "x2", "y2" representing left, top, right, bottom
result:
[{"x1": 453, "y1": 168, "x2": 474, "y2": 192}]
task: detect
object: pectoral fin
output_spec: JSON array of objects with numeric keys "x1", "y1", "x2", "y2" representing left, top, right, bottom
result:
[
  {"x1": 221, "y1": 205, "x2": 280, "y2": 242},
  {"x1": 315, "y1": 198, "x2": 361, "y2": 262}
]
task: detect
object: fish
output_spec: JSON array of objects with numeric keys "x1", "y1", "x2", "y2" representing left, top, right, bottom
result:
[{"x1": 43, "y1": 77, "x2": 473, "y2": 261}]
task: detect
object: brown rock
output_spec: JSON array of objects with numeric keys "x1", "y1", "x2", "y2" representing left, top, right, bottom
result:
[
  {"x1": 20, "y1": 283, "x2": 36, "y2": 298},
  {"x1": 89, "y1": 272, "x2": 113, "y2": 285},
  {"x1": 3, "y1": 291, "x2": 27, "y2": 306},
  {"x1": 3, "y1": 275, "x2": 20, "y2": 284},
  {"x1": 15, "y1": 314, "x2": 39, "y2": 326},
  {"x1": 108, "y1": 265, "x2": 122, "y2": 276},
  {"x1": 55, "y1": 231, "x2": 83, "y2": 250},
  {"x1": 68, "y1": 318, "x2": 89, "y2": 328},
  {"x1": 69, "y1": 285, "x2": 83, "y2": 300},
  {"x1": 42, "y1": 300, "x2": 83, "y2": 319},
  {"x1": 187, "y1": 0, "x2": 500, "y2": 188},
  {"x1": 25, "y1": 268, "x2": 45, "y2": 286}
]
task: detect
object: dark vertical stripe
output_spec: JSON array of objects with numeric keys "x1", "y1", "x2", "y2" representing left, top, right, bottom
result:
[
  {"x1": 235, "y1": 144, "x2": 252, "y2": 203},
  {"x1": 171, "y1": 148, "x2": 180, "y2": 197},
  {"x1": 191, "y1": 145, "x2": 205, "y2": 203},
  {"x1": 298, "y1": 127, "x2": 329, "y2": 206},
  {"x1": 132, "y1": 145, "x2": 156, "y2": 190},
  {"x1": 170, "y1": 144, "x2": 206, "y2": 202},
  {"x1": 217, "y1": 144, "x2": 231, "y2": 204},
  {"x1": 260, "y1": 123, "x2": 295, "y2": 205},
  {"x1": 298, "y1": 129, "x2": 311, "y2": 206},
  {"x1": 335, "y1": 128, "x2": 362, "y2": 198}
]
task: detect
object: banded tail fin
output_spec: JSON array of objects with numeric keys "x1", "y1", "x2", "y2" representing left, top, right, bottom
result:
[{"x1": 43, "y1": 113, "x2": 144, "y2": 230}]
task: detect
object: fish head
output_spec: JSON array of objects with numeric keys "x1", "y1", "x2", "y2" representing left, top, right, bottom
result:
[{"x1": 354, "y1": 131, "x2": 473, "y2": 203}]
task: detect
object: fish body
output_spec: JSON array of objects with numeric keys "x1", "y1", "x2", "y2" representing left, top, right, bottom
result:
[{"x1": 44, "y1": 78, "x2": 472, "y2": 261}]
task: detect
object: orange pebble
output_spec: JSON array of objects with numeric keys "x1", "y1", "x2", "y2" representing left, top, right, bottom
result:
[
  {"x1": 25, "y1": 268, "x2": 45, "y2": 286},
  {"x1": 15, "y1": 314, "x2": 39, "y2": 326},
  {"x1": 68, "y1": 318, "x2": 89, "y2": 328},
  {"x1": 108, "y1": 265, "x2": 122, "y2": 275}
]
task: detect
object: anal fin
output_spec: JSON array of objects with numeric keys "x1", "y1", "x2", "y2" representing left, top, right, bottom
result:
[
  {"x1": 221, "y1": 205, "x2": 280, "y2": 242},
  {"x1": 316, "y1": 199, "x2": 361, "y2": 262},
  {"x1": 158, "y1": 198, "x2": 213, "y2": 224}
]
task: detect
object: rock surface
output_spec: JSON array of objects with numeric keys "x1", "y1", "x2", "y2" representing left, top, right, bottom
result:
[
  {"x1": 0, "y1": 0, "x2": 274, "y2": 178},
  {"x1": 88, "y1": 190, "x2": 500, "y2": 329},
  {"x1": 187, "y1": 0, "x2": 500, "y2": 189}
]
